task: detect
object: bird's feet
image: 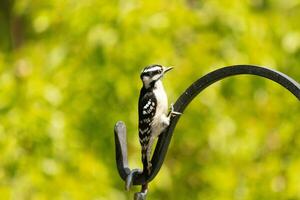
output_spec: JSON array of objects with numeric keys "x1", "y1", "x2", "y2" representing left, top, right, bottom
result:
[{"x1": 169, "y1": 103, "x2": 182, "y2": 117}]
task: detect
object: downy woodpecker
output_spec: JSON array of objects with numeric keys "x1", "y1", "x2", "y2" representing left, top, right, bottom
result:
[{"x1": 138, "y1": 64, "x2": 180, "y2": 176}]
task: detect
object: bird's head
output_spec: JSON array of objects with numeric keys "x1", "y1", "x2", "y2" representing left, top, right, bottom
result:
[{"x1": 140, "y1": 64, "x2": 173, "y2": 89}]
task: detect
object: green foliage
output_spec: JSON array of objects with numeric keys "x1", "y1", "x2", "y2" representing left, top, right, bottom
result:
[{"x1": 1, "y1": 0, "x2": 300, "y2": 199}]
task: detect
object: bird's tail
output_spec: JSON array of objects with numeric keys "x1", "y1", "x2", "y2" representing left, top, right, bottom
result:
[{"x1": 142, "y1": 149, "x2": 151, "y2": 176}]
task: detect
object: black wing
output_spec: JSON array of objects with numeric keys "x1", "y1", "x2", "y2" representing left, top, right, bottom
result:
[{"x1": 138, "y1": 88, "x2": 157, "y2": 159}]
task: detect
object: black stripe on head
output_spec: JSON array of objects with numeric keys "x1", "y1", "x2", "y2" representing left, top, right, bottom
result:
[{"x1": 141, "y1": 64, "x2": 163, "y2": 78}]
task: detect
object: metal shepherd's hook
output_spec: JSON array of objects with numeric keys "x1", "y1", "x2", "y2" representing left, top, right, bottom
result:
[{"x1": 114, "y1": 65, "x2": 300, "y2": 200}]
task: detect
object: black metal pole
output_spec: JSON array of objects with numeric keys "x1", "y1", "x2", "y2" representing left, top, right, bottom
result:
[{"x1": 114, "y1": 65, "x2": 300, "y2": 188}]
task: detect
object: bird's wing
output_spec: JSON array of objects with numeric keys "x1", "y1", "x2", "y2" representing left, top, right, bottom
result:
[{"x1": 138, "y1": 90, "x2": 157, "y2": 156}]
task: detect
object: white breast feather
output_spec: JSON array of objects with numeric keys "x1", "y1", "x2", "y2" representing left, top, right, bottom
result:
[{"x1": 151, "y1": 80, "x2": 168, "y2": 137}]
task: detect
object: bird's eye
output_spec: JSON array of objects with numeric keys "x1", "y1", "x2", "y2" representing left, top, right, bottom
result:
[{"x1": 157, "y1": 69, "x2": 163, "y2": 74}]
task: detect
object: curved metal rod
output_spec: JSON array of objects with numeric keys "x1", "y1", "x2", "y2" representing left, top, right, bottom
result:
[{"x1": 114, "y1": 64, "x2": 300, "y2": 186}]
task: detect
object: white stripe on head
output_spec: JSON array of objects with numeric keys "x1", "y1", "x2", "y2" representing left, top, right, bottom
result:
[
  {"x1": 151, "y1": 74, "x2": 161, "y2": 81},
  {"x1": 143, "y1": 65, "x2": 162, "y2": 73}
]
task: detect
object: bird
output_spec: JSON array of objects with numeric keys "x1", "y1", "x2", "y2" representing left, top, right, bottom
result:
[{"x1": 138, "y1": 64, "x2": 180, "y2": 178}]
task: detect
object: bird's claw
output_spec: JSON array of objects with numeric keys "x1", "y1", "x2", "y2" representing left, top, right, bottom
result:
[{"x1": 169, "y1": 103, "x2": 182, "y2": 116}]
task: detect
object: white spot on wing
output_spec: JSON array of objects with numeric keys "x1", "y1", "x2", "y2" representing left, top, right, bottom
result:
[{"x1": 139, "y1": 128, "x2": 149, "y2": 135}]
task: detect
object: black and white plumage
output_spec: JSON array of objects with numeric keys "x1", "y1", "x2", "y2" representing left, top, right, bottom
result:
[{"x1": 138, "y1": 64, "x2": 177, "y2": 176}]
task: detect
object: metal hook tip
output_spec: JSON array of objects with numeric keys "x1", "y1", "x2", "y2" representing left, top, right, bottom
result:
[{"x1": 125, "y1": 169, "x2": 142, "y2": 191}]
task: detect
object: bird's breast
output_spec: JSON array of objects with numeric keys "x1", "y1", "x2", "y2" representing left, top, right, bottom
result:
[{"x1": 153, "y1": 84, "x2": 168, "y2": 115}]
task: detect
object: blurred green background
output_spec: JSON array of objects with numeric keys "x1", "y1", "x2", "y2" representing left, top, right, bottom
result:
[{"x1": 1, "y1": 0, "x2": 300, "y2": 199}]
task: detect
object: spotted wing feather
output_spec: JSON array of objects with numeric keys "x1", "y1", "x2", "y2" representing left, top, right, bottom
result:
[{"x1": 138, "y1": 88, "x2": 157, "y2": 169}]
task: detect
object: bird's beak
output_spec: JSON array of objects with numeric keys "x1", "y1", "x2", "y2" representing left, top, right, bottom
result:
[{"x1": 163, "y1": 66, "x2": 174, "y2": 74}]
